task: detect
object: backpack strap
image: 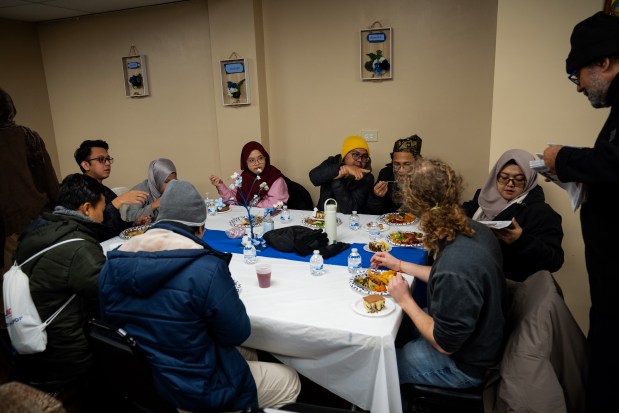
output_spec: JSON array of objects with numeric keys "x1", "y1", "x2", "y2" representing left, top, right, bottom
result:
[
  {"x1": 18, "y1": 238, "x2": 85, "y2": 266},
  {"x1": 18, "y1": 238, "x2": 84, "y2": 326}
]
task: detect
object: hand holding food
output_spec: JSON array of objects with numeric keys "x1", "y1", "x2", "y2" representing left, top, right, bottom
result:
[
  {"x1": 373, "y1": 181, "x2": 389, "y2": 197},
  {"x1": 113, "y1": 190, "x2": 149, "y2": 209},
  {"x1": 370, "y1": 251, "x2": 399, "y2": 270},
  {"x1": 133, "y1": 215, "x2": 151, "y2": 226},
  {"x1": 387, "y1": 273, "x2": 411, "y2": 305}
]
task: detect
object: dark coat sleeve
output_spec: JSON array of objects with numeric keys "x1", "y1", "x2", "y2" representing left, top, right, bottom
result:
[
  {"x1": 100, "y1": 185, "x2": 132, "y2": 240},
  {"x1": 461, "y1": 189, "x2": 482, "y2": 217},
  {"x1": 309, "y1": 156, "x2": 341, "y2": 186},
  {"x1": 496, "y1": 187, "x2": 564, "y2": 281},
  {"x1": 366, "y1": 166, "x2": 396, "y2": 215}
]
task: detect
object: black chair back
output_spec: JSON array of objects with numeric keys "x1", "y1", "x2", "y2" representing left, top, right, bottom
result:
[
  {"x1": 85, "y1": 318, "x2": 177, "y2": 413},
  {"x1": 284, "y1": 176, "x2": 314, "y2": 211}
]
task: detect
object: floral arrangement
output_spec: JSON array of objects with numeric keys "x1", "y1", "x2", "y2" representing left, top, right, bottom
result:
[
  {"x1": 227, "y1": 79, "x2": 246, "y2": 99},
  {"x1": 364, "y1": 50, "x2": 390, "y2": 76},
  {"x1": 225, "y1": 169, "x2": 272, "y2": 243},
  {"x1": 128, "y1": 73, "x2": 143, "y2": 89}
]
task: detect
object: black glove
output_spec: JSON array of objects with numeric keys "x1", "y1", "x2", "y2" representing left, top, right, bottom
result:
[
  {"x1": 294, "y1": 230, "x2": 329, "y2": 256},
  {"x1": 319, "y1": 242, "x2": 350, "y2": 259}
]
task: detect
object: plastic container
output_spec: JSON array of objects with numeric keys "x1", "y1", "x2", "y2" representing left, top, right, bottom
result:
[
  {"x1": 324, "y1": 198, "x2": 338, "y2": 244},
  {"x1": 349, "y1": 211, "x2": 360, "y2": 231},
  {"x1": 263, "y1": 213, "x2": 274, "y2": 233},
  {"x1": 310, "y1": 250, "x2": 325, "y2": 276},
  {"x1": 242, "y1": 236, "x2": 257, "y2": 264},
  {"x1": 347, "y1": 248, "x2": 362, "y2": 273},
  {"x1": 368, "y1": 221, "x2": 381, "y2": 242}
]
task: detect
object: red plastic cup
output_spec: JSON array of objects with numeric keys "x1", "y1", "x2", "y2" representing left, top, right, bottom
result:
[{"x1": 256, "y1": 264, "x2": 272, "y2": 288}]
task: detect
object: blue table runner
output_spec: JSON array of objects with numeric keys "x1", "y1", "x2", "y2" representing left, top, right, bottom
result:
[{"x1": 202, "y1": 229, "x2": 427, "y2": 266}]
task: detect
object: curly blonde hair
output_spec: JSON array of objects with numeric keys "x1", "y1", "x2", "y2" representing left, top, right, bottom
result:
[{"x1": 399, "y1": 158, "x2": 474, "y2": 255}]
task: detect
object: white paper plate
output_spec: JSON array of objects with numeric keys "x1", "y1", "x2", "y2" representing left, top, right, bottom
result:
[
  {"x1": 229, "y1": 215, "x2": 263, "y2": 228},
  {"x1": 377, "y1": 212, "x2": 418, "y2": 226},
  {"x1": 386, "y1": 231, "x2": 424, "y2": 248},
  {"x1": 119, "y1": 225, "x2": 151, "y2": 240},
  {"x1": 363, "y1": 243, "x2": 392, "y2": 253},
  {"x1": 351, "y1": 298, "x2": 395, "y2": 317},
  {"x1": 361, "y1": 222, "x2": 390, "y2": 232},
  {"x1": 349, "y1": 270, "x2": 390, "y2": 296},
  {"x1": 301, "y1": 217, "x2": 342, "y2": 229}
]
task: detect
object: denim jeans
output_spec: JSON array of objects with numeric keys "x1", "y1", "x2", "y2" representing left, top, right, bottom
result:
[{"x1": 397, "y1": 336, "x2": 484, "y2": 388}]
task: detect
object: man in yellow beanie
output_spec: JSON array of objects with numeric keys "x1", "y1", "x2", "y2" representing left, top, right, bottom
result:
[{"x1": 309, "y1": 135, "x2": 374, "y2": 213}]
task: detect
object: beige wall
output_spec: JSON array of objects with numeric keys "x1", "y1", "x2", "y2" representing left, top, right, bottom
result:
[
  {"x1": 0, "y1": 18, "x2": 59, "y2": 177},
  {"x1": 3, "y1": 0, "x2": 604, "y2": 332},
  {"x1": 492, "y1": 0, "x2": 605, "y2": 331}
]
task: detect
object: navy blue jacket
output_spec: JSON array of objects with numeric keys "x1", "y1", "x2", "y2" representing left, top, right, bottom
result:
[{"x1": 99, "y1": 222, "x2": 257, "y2": 412}]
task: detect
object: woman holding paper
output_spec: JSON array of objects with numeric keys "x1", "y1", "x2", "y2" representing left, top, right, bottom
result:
[{"x1": 462, "y1": 149, "x2": 564, "y2": 281}]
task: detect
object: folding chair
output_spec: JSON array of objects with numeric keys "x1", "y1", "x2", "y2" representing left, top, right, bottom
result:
[{"x1": 85, "y1": 318, "x2": 177, "y2": 413}]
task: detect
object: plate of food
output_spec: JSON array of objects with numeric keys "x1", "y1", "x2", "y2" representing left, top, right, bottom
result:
[
  {"x1": 119, "y1": 225, "x2": 151, "y2": 240},
  {"x1": 387, "y1": 231, "x2": 424, "y2": 248},
  {"x1": 351, "y1": 296, "x2": 395, "y2": 317},
  {"x1": 377, "y1": 212, "x2": 417, "y2": 226},
  {"x1": 229, "y1": 215, "x2": 263, "y2": 228},
  {"x1": 363, "y1": 241, "x2": 392, "y2": 253},
  {"x1": 349, "y1": 268, "x2": 397, "y2": 296},
  {"x1": 301, "y1": 216, "x2": 342, "y2": 229},
  {"x1": 361, "y1": 222, "x2": 390, "y2": 232},
  {"x1": 217, "y1": 204, "x2": 231, "y2": 213}
]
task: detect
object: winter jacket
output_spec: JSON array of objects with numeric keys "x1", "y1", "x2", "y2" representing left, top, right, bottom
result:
[
  {"x1": 462, "y1": 186, "x2": 564, "y2": 281},
  {"x1": 14, "y1": 212, "x2": 106, "y2": 388},
  {"x1": 366, "y1": 164, "x2": 400, "y2": 215},
  {"x1": 99, "y1": 222, "x2": 258, "y2": 412},
  {"x1": 554, "y1": 74, "x2": 619, "y2": 318},
  {"x1": 100, "y1": 184, "x2": 132, "y2": 241},
  {"x1": 309, "y1": 154, "x2": 374, "y2": 214}
]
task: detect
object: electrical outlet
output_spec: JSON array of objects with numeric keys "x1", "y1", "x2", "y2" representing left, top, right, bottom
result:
[{"x1": 362, "y1": 130, "x2": 378, "y2": 142}]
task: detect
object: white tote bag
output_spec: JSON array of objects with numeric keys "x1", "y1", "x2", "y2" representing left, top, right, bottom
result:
[{"x1": 3, "y1": 238, "x2": 82, "y2": 354}]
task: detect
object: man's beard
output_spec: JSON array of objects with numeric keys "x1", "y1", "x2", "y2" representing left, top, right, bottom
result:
[{"x1": 585, "y1": 68, "x2": 611, "y2": 108}]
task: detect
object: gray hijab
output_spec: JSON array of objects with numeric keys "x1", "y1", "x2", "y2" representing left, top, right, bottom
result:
[
  {"x1": 476, "y1": 149, "x2": 538, "y2": 220},
  {"x1": 147, "y1": 158, "x2": 176, "y2": 199}
]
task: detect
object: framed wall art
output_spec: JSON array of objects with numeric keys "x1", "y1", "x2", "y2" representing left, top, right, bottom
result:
[
  {"x1": 360, "y1": 22, "x2": 392, "y2": 81},
  {"x1": 122, "y1": 46, "x2": 149, "y2": 97},
  {"x1": 220, "y1": 56, "x2": 250, "y2": 106}
]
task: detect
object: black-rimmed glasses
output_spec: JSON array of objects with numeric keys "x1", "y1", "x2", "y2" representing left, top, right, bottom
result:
[
  {"x1": 86, "y1": 156, "x2": 114, "y2": 164},
  {"x1": 350, "y1": 152, "x2": 369, "y2": 162},
  {"x1": 496, "y1": 173, "x2": 526, "y2": 188},
  {"x1": 568, "y1": 69, "x2": 580, "y2": 86}
]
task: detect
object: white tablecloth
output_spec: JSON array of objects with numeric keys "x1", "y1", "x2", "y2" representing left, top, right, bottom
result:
[{"x1": 102, "y1": 206, "x2": 425, "y2": 413}]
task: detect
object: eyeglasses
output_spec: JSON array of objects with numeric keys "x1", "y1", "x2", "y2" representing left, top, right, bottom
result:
[
  {"x1": 497, "y1": 173, "x2": 526, "y2": 188},
  {"x1": 393, "y1": 162, "x2": 414, "y2": 171},
  {"x1": 568, "y1": 69, "x2": 580, "y2": 85},
  {"x1": 86, "y1": 156, "x2": 114, "y2": 164},
  {"x1": 247, "y1": 155, "x2": 265, "y2": 165},
  {"x1": 349, "y1": 152, "x2": 369, "y2": 162}
]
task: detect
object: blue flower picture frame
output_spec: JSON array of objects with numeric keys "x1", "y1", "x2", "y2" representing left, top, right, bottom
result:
[
  {"x1": 122, "y1": 54, "x2": 149, "y2": 97},
  {"x1": 220, "y1": 58, "x2": 250, "y2": 106},
  {"x1": 360, "y1": 26, "x2": 392, "y2": 81}
]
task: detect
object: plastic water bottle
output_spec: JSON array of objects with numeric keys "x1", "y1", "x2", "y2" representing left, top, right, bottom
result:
[
  {"x1": 347, "y1": 248, "x2": 362, "y2": 273},
  {"x1": 349, "y1": 211, "x2": 360, "y2": 231},
  {"x1": 280, "y1": 205, "x2": 291, "y2": 222},
  {"x1": 368, "y1": 221, "x2": 381, "y2": 242},
  {"x1": 263, "y1": 213, "x2": 274, "y2": 233},
  {"x1": 242, "y1": 236, "x2": 257, "y2": 264},
  {"x1": 310, "y1": 250, "x2": 325, "y2": 276},
  {"x1": 207, "y1": 199, "x2": 217, "y2": 216}
]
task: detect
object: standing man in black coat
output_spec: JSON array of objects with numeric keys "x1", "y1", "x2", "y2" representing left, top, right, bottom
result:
[{"x1": 542, "y1": 12, "x2": 619, "y2": 412}]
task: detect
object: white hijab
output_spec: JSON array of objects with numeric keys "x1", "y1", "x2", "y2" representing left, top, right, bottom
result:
[{"x1": 474, "y1": 149, "x2": 538, "y2": 220}]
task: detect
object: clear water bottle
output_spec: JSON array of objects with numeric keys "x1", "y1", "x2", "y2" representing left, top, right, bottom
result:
[
  {"x1": 347, "y1": 248, "x2": 362, "y2": 273},
  {"x1": 207, "y1": 199, "x2": 217, "y2": 216},
  {"x1": 280, "y1": 205, "x2": 290, "y2": 222},
  {"x1": 349, "y1": 211, "x2": 360, "y2": 231},
  {"x1": 309, "y1": 250, "x2": 325, "y2": 276},
  {"x1": 263, "y1": 213, "x2": 274, "y2": 233},
  {"x1": 242, "y1": 236, "x2": 257, "y2": 264},
  {"x1": 368, "y1": 221, "x2": 381, "y2": 242}
]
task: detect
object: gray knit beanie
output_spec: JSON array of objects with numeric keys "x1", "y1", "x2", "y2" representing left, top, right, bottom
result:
[{"x1": 156, "y1": 179, "x2": 206, "y2": 226}]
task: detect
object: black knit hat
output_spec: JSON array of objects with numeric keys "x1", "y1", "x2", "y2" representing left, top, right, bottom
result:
[
  {"x1": 566, "y1": 12, "x2": 619, "y2": 74},
  {"x1": 391, "y1": 135, "x2": 422, "y2": 158}
]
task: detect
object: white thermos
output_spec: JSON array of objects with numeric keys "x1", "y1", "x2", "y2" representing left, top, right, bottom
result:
[{"x1": 324, "y1": 198, "x2": 338, "y2": 245}]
